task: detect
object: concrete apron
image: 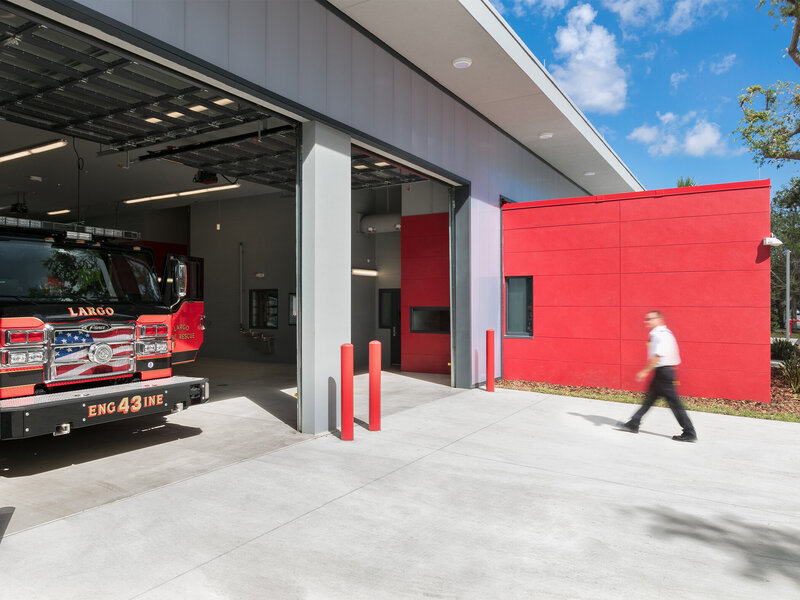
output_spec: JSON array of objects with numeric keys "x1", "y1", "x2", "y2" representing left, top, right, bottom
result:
[{"x1": 1, "y1": 377, "x2": 799, "y2": 598}]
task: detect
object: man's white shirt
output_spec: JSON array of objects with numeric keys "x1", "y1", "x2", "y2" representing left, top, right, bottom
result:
[{"x1": 648, "y1": 325, "x2": 680, "y2": 367}]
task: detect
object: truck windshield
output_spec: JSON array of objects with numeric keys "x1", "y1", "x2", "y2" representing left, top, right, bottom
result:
[{"x1": 0, "y1": 239, "x2": 161, "y2": 303}]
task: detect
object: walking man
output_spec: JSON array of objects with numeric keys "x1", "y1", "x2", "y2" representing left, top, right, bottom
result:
[{"x1": 619, "y1": 310, "x2": 697, "y2": 442}]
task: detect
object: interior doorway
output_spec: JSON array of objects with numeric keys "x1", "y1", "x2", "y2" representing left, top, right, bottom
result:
[{"x1": 379, "y1": 288, "x2": 401, "y2": 366}]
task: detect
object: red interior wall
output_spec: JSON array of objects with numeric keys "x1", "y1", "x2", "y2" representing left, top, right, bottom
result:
[
  {"x1": 502, "y1": 180, "x2": 771, "y2": 402},
  {"x1": 401, "y1": 213, "x2": 451, "y2": 374}
]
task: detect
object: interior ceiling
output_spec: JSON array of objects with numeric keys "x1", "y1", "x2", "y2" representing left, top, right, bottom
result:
[{"x1": 0, "y1": 2, "x2": 426, "y2": 220}]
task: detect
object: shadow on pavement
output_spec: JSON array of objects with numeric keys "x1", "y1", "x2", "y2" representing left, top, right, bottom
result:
[
  {"x1": 0, "y1": 506, "x2": 14, "y2": 544},
  {"x1": 640, "y1": 506, "x2": 800, "y2": 588},
  {"x1": 0, "y1": 416, "x2": 202, "y2": 478},
  {"x1": 568, "y1": 412, "x2": 674, "y2": 439}
]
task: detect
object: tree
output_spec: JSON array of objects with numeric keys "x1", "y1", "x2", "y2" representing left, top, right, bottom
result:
[
  {"x1": 676, "y1": 176, "x2": 696, "y2": 187},
  {"x1": 735, "y1": 2, "x2": 800, "y2": 331},
  {"x1": 735, "y1": 1, "x2": 800, "y2": 208}
]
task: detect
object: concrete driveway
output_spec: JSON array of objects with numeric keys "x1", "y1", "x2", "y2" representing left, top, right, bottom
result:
[{"x1": 1, "y1": 370, "x2": 798, "y2": 599}]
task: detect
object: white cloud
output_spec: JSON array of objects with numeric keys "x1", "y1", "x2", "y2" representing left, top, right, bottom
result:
[
  {"x1": 602, "y1": 0, "x2": 661, "y2": 27},
  {"x1": 550, "y1": 4, "x2": 627, "y2": 114},
  {"x1": 670, "y1": 70, "x2": 689, "y2": 88},
  {"x1": 627, "y1": 112, "x2": 730, "y2": 157},
  {"x1": 684, "y1": 120, "x2": 726, "y2": 156},
  {"x1": 628, "y1": 124, "x2": 659, "y2": 144},
  {"x1": 491, "y1": 0, "x2": 568, "y2": 17},
  {"x1": 666, "y1": 0, "x2": 727, "y2": 34},
  {"x1": 708, "y1": 53, "x2": 736, "y2": 74},
  {"x1": 637, "y1": 46, "x2": 657, "y2": 61}
]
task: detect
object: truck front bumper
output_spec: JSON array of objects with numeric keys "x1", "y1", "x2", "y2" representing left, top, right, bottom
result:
[{"x1": 0, "y1": 376, "x2": 209, "y2": 440}]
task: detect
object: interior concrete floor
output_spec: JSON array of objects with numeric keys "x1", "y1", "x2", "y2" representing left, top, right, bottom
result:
[{"x1": 0, "y1": 358, "x2": 455, "y2": 535}]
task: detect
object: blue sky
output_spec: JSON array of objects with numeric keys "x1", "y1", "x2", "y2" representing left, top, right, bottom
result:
[{"x1": 491, "y1": 0, "x2": 798, "y2": 196}]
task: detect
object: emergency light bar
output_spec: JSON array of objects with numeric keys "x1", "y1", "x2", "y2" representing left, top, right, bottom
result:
[{"x1": 0, "y1": 216, "x2": 141, "y2": 240}]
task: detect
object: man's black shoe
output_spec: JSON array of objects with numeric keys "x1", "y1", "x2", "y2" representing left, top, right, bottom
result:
[
  {"x1": 617, "y1": 421, "x2": 639, "y2": 433},
  {"x1": 672, "y1": 433, "x2": 697, "y2": 443}
]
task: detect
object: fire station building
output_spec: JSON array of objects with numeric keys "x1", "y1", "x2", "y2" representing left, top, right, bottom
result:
[{"x1": 0, "y1": 0, "x2": 771, "y2": 434}]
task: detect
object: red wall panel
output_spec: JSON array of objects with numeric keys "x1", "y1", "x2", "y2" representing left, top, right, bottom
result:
[
  {"x1": 502, "y1": 180, "x2": 771, "y2": 402},
  {"x1": 401, "y1": 213, "x2": 450, "y2": 375},
  {"x1": 505, "y1": 247, "x2": 619, "y2": 276},
  {"x1": 504, "y1": 222, "x2": 619, "y2": 253},
  {"x1": 621, "y1": 242, "x2": 764, "y2": 274},
  {"x1": 535, "y1": 274, "x2": 621, "y2": 307}
]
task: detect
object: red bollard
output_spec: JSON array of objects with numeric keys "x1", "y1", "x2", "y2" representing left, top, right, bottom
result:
[
  {"x1": 341, "y1": 343, "x2": 354, "y2": 441},
  {"x1": 486, "y1": 329, "x2": 495, "y2": 392},
  {"x1": 369, "y1": 340, "x2": 381, "y2": 431}
]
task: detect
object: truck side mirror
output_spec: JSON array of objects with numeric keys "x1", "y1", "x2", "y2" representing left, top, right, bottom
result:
[{"x1": 174, "y1": 262, "x2": 187, "y2": 299}]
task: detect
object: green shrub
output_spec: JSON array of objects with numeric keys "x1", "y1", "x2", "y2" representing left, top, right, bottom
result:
[
  {"x1": 771, "y1": 339, "x2": 797, "y2": 360},
  {"x1": 782, "y1": 355, "x2": 800, "y2": 394}
]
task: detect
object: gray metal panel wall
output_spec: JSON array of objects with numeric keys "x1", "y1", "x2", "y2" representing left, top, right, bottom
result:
[{"x1": 70, "y1": 0, "x2": 586, "y2": 385}]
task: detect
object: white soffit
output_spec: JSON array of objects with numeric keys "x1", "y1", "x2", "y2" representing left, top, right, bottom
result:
[{"x1": 329, "y1": 0, "x2": 644, "y2": 195}]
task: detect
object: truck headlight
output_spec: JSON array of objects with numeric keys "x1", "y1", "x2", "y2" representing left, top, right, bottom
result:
[
  {"x1": 27, "y1": 351, "x2": 45, "y2": 363},
  {"x1": 155, "y1": 342, "x2": 168, "y2": 354},
  {"x1": 8, "y1": 352, "x2": 27, "y2": 365}
]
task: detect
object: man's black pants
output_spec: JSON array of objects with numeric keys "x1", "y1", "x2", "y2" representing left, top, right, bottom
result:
[{"x1": 630, "y1": 366, "x2": 695, "y2": 435}]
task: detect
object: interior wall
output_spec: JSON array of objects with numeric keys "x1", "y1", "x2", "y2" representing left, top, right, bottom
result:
[
  {"x1": 89, "y1": 205, "x2": 190, "y2": 245},
  {"x1": 190, "y1": 191, "x2": 297, "y2": 363}
]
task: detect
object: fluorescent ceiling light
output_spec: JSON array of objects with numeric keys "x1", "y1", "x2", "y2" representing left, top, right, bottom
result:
[
  {"x1": 144, "y1": 117, "x2": 163, "y2": 124},
  {"x1": 165, "y1": 111, "x2": 184, "y2": 118},
  {"x1": 352, "y1": 268, "x2": 378, "y2": 277},
  {"x1": 0, "y1": 139, "x2": 67, "y2": 163},
  {"x1": 47, "y1": 209, "x2": 71, "y2": 215},
  {"x1": 452, "y1": 57, "x2": 472, "y2": 69},
  {"x1": 188, "y1": 105, "x2": 208, "y2": 112},
  {"x1": 214, "y1": 98, "x2": 234, "y2": 106},
  {"x1": 353, "y1": 164, "x2": 368, "y2": 170},
  {"x1": 123, "y1": 184, "x2": 240, "y2": 204},
  {"x1": 374, "y1": 161, "x2": 390, "y2": 168}
]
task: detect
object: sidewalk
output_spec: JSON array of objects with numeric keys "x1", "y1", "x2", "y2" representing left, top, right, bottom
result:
[{"x1": 1, "y1": 381, "x2": 799, "y2": 599}]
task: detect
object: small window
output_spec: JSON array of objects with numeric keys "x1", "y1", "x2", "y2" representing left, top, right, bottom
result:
[
  {"x1": 506, "y1": 276, "x2": 532, "y2": 337},
  {"x1": 410, "y1": 307, "x2": 450, "y2": 334},
  {"x1": 250, "y1": 289, "x2": 278, "y2": 329}
]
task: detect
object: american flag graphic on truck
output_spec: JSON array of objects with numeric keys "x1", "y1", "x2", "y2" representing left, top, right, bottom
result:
[{"x1": 52, "y1": 325, "x2": 135, "y2": 380}]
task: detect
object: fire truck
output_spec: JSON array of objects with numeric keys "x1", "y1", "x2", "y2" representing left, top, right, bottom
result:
[{"x1": 0, "y1": 216, "x2": 209, "y2": 440}]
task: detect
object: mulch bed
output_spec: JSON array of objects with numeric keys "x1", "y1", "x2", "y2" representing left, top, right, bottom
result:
[{"x1": 498, "y1": 367, "x2": 800, "y2": 418}]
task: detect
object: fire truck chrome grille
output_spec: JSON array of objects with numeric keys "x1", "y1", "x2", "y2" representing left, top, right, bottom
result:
[{"x1": 46, "y1": 322, "x2": 136, "y2": 383}]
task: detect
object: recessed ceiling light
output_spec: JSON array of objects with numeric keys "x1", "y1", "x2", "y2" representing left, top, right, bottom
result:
[
  {"x1": 165, "y1": 111, "x2": 184, "y2": 119},
  {"x1": 144, "y1": 117, "x2": 162, "y2": 124},
  {"x1": 47, "y1": 209, "x2": 71, "y2": 215},
  {"x1": 539, "y1": 132, "x2": 554, "y2": 139},
  {"x1": 374, "y1": 161, "x2": 390, "y2": 167},
  {"x1": 452, "y1": 57, "x2": 472, "y2": 69},
  {"x1": 353, "y1": 164, "x2": 368, "y2": 170},
  {"x1": 583, "y1": 171, "x2": 596, "y2": 177},
  {"x1": 188, "y1": 105, "x2": 208, "y2": 112},
  {"x1": 214, "y1": 98, "x2": 234, "y2": 106}
]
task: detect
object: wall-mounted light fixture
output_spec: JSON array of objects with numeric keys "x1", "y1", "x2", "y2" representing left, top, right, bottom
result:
[
  {"x1": 0, "y1": 139, "x2": 68, "y2": 164},
  {"x1": 583, "y1": 171, "x2": 596, "y2": 177},
  {"x1": 452, "y1": 57, "x2": 472, "y2": 69},
  {"x1": 47, "y1": 209, "x2": 71, "y2": 216},
  {"x1": 123, "y1": 183, "x2": 240, "y2": 204},
  {"x1": 539, "y1": 132, "x2": 554, "y2": 140},
  {"x1": 763, "y1": 235, "x2": 783, "y2": 247},
  {"x1": 352, "y1": 268, "x2": 378, "y2": 277}
]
